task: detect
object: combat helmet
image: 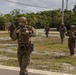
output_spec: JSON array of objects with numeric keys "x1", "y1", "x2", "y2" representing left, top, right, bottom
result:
[
  {"x1": 70, "y1": 25, "x2": 75, "y2": 28},
  {"x1": 18, "y1": 17, "x2": 27, "y2": 23}
]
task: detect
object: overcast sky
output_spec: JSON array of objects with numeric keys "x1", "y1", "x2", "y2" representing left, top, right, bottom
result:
[{"x1": 0, "y1": 0, "x2": 76, "y2": 14}]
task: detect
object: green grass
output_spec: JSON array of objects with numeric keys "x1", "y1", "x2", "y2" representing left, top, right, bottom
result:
[
  {"x1": 0, "y1": 51, "x2": 17, "y2": 57},
  {"x1": 0, "y1": 33, "x2": 9, "y2": 37},
  {"x1": 0, "y1": 33, "x2": 76, "y2": 74},
  {"x1": 0, "y1": 59, "x2": 18, "y2": 67},
  {"x1": 0, "y1": 40, "x2": 17, "y2": 44}
]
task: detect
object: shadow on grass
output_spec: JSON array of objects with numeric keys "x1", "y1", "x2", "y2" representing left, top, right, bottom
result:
[
  {"x1": 50, "y1": 53, "x2": 70, "y2": 59},
  {"x1": 51, "y1": 55, "x2": 69, "y2": 59},
  {"x1": 51, "y1": 42, "x2": 62, "y2": 45}
]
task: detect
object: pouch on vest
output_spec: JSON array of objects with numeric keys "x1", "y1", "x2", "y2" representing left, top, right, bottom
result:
[{"x1": 29, "y1": 43, "x2": 34, "y2": 51}]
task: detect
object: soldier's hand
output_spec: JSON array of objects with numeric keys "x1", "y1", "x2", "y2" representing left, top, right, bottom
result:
[
  {"x1": 73, "y1": 36, "x2": 76, "y2": 38},
  {"x1": 16, "y1": 29, "x2": 20, "y2": 33},
  {"x1": 26, "y1": 28, "x2": 30, "y2": 33}
]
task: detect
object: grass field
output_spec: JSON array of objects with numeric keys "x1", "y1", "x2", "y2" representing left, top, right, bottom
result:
[{"x1": 0, "y1": 32, "x2": 76, "y2": 74}]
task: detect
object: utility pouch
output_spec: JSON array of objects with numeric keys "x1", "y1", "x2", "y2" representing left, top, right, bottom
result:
[
  {"x1": 19, "y1": 42, "x2": 34, "y2": 51},
  {"x1": 20, "y1": 45, "x2": 25, "y2": 50},
  {"x1": 29, "y1": 43, "x2": 34, "y2": 51}
]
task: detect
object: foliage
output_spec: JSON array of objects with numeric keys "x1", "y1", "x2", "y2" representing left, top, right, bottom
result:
[
  {"x1": 0, "y1": 5, "x2": 76, "y2": 30},
  {"x1": 73, "y1": 5, "x2": 76, "y2": 14}
]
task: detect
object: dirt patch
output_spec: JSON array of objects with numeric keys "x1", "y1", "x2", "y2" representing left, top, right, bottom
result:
[
  {"x1": 0, "y1": 37, "x2": 11, "y2": 40},
  {"x1": 0, "y1": 48, "x2": 16, "y2": 53},
  {"x1": 0, "y1": 44, "x2": 17, "y2": 47},
  {"x1": 0, "y1": 55, "x2": 16, "y2": 60}
]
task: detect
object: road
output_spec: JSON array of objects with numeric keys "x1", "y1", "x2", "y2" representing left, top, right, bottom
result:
[
  {"x1": 0, "y1": 69, "x2": 45, "y2": 75},
  {"x1": 0, "y1": 65, "x2": 74, "y2": 75},
  {"x1": 0, "y1": 29, "x2": 60, "y2": 36}
]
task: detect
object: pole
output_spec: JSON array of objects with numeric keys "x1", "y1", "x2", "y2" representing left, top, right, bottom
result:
[
  {"x1": 62, "y1": 0, "x2": 64, "y2": 24},
  {"x1": 66, "y1": 0, "x2": 68, "y2": 10}
]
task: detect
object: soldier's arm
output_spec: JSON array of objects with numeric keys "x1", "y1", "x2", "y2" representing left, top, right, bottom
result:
[
  {"x1": 73, "y1": 31, "x2": 76, "y2": 39},
  {"x1": 64, "y1": 27, "x2": 67, "y2": 32},
  {"x1": 11, "y1": 29, "x2": 18, "y2": 41},
  {"x1": 21, "y1": 26, "x2": 36, "y2": 37},
  {"x1": 59, "y1": 26, "x2": 61, "y2": 31},
  {"x1": 65, "y1": 31, "x2": 74, "y2": 38},
  {"x1": 30, "y1": 27, "x2": 36, "y2": 37},
  {"x1": 65, "y1": 31, "x2": 70, "y2": 36}
]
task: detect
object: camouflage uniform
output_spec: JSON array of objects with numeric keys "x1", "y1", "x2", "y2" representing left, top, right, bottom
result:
[
  {"x1": 11, "y1": 17, "x2": 35, "y2": 75},
  {"x1": 66, "y1": 25, "x2": 76, "y2": 56},
  {"x1": 44, "y1": 25, "x2": 50, "y2": 37},
  {"x1": 59, "y1": 23, "x2": 67, "y2": 43},
  {"x1": 8, "y1": 23, "x2": 16, "y2": 38}
]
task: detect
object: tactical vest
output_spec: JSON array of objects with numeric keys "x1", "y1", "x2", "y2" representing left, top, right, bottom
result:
[
  {"x1": 68, "y1": 30, "x2": 76, "y2": 38},
  {"x1": 17, "y1": 25, "x2": 31, "y2": 45}
]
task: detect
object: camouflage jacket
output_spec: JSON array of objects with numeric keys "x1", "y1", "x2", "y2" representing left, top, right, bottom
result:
[
  {"x1": 59, "y1": 26, "x2": 67, "y2": 33},
  {"x1": 11, "y1": 25, "x2": 36, "y2": 45},
  {"x1": 65, "y1": 30, "x2": 76, "y2": 38},
  {"x1": 45, "y1": 26, "x2": 50, "y2": 31}
]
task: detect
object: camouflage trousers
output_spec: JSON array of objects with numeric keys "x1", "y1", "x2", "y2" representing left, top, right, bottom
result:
[
  {"x1": 45, "y1": 31, "x2": 49, "y2": 37},
  {"x1": 60, "y1": 32, "x2": 65, "y2": 43},
  {"x1": 68, "y1": 38, "x2": 75, "y2": 56},
  {"x1": 17, "y1": 43, "x2": 33, "y2": 75}
]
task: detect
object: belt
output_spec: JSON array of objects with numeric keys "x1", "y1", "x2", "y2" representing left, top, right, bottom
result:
[
  {"x1": 18, "y1": 41, "x2": 31, "y2": 46},
  {"x1": 19, "y1": 44, "x2": 29, "y2": 50}
]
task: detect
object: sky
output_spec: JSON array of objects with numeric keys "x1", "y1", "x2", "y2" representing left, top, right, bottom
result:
[{"x1": 0, "y1": 0, "x2": 76, "y2": 14}]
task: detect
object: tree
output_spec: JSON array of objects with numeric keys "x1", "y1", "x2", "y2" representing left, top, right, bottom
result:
[
  {"x1": 4, "y1": 14, "x2": 14, "y2": 22},
  {"x1": 10, "y1": 9, "x2": 21, "y2": 16},
  {"x1": 73, "y1": 5, "x2": 76, "y2": 14},
  {"x1": 0, "y1": 16, "x2": 7, "y2": 30}
]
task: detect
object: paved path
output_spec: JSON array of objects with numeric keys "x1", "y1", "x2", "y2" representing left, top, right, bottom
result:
[
  {"x1": 0, "y1": 69, "x2": 43, "y2": 75},
  {"x1": 0, "y1": 30, "x2": 60, "y2": 37},
  {"x1": 0, "y1": 65, "x2": 75, "y2": 75},
  {"x1": 0, "y1": 30, "x2": 59, "y2": 34}
]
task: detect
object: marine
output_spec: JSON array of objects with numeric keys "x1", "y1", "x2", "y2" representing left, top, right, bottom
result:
[
  {"x1": 11, "y1": 17, "x2": 36, "y2": 75},
  {"x1": 8, "y1": 23, "x2": 16, "y2": 38},
  {"x1": 59, "y1": 23, "x2": 67, "y2": 44},
  {"x1": 44, "y1": 24, "x2": 50, "y2": 37},
  {"x1": 66, "y1": 25, "x2": 76, "y2": 56}
]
